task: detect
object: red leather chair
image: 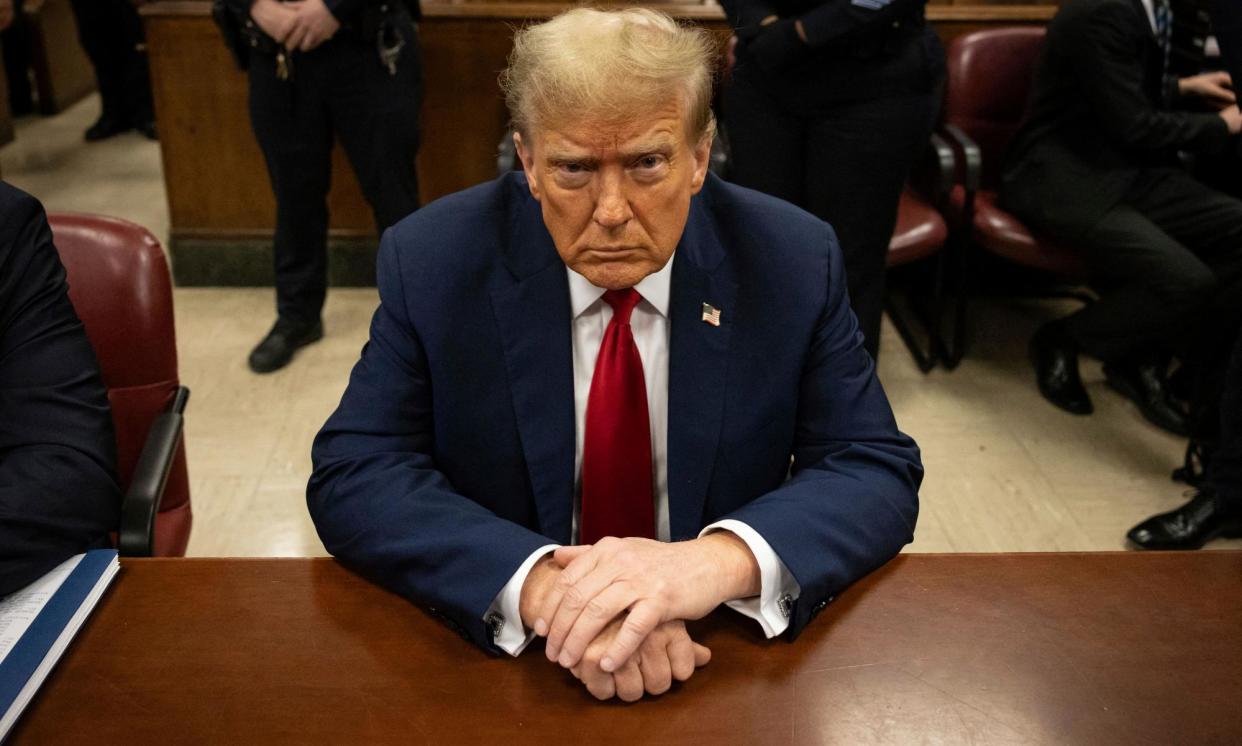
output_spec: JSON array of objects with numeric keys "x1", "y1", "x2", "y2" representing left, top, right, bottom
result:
[
  {"x1": 940, "y1": 27, "x2": 1090, "y2": 365},
  {"x1": 48, "y1": 213, "x2": 192, "y2": 557}
]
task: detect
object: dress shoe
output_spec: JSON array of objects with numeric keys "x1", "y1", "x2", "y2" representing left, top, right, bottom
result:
[
  {"x1": 136, "y1": 119, "x2": 159, "y2": 141},
  {"x1": 84, "y1": 115, "x2": 130, "y2": 142},
  {"x1": 247, "y1": 319, "x2": 323, "y2": 373},
  {"x1": 1103, "y1": 360, "x2": 1189, "y2": 436},
  {"x1": 1029, "y1": 323, "x2": 1092, "y2": 415},
  {"x1": 1127, "y1": 491, "x2": 1242, "y2": 550}
]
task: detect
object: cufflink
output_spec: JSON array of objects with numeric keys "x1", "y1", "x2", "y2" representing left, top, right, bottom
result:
[
  {"x1": 486, "y1": 612, "x2": 505, "y2": 640},
  {"x1": 778, "y1": 593, "x2": 793, "y2": 619}
]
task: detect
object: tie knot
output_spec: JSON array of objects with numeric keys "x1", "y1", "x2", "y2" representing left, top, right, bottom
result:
[{"x1": 602, "y1": 288, "x2": 642, "y2": 324}]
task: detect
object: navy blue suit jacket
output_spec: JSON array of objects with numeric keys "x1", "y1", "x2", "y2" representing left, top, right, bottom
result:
[
  {"x1": 0, "y1": 183, "x2": 120, "y2": 597},
  {"x1": 309, "y1": 172, "x2": 922, "y2": 652}
]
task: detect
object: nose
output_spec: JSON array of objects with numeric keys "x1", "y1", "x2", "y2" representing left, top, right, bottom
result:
[{"x1": 592, "y1": 170, "x2": 633, "y2": 229}]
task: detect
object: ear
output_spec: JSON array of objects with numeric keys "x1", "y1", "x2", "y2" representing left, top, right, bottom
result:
[
  {"x1": 689, "y1": 133, "x2": 712, "y2": 195},
  {"x1": 514, "y1": 131, "x2": 541, "y2": 202}
]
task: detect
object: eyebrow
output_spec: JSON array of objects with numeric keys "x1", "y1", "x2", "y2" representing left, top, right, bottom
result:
[{"x1": 544, "y1": 135, "x2": 678, "y2": 165}]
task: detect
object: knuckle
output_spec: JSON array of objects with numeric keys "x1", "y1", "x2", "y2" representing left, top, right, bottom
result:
[
  {"x1": 561, "y1": 586, "x2": 586, "y2": 609},
  {"x1": 647, "y1": 676, "x2": 672, "y2": 696},
  {"x1": 584, "y1": 597, "x2": 612, "y2": 619}
]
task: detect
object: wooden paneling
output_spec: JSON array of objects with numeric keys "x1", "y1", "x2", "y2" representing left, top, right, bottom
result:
[{"x1": 142, "y1": 0, "x2": 1062, "y2": 250}]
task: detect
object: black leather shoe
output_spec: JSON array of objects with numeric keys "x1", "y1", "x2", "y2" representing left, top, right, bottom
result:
[
  {"x1": 136, "y1": 119, "x2": 159, "y2": 141},
  {"x1": 84, "y1": 115, "x2": 130, "y2": 142},
  {"x1": 1127, "y1": 491, "x2": 1242, "y2": 550},
  {"x1": 1030, "y1": 323, "x2": 1092, "y2": 415},
  {"x1": 247, "y1": 319, "x2": 324, "y2": 373},
  {"x1": 1103, "y1": 361, "x2": 1189, "y2": 436}
]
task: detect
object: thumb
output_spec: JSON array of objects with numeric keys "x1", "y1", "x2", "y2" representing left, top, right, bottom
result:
[
  {"x1": 692, "y1": 643, "x2": 712, "y2": 667},
  {"x1": 553, "y1": 544, "x2": 591, "y2": 566}
]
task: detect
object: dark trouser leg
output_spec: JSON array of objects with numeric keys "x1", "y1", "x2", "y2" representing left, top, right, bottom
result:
[
  {"x1": 1063, "y1": 212, "x2": 1216, "y2": 362},
  {"x1": 116, "y1": 0, "x2": 154, "y2": 125},
  {"x1": 248, "y1": 51, "x2": 331, "y2": 326},
  {"x1": 1211, "y1": 329, "x2": 1242, "y2": 508},
  {"x1": 2, "y1": 0, "x2": 33, "y2": 115},
  {"x1": 802, "y1": 92, "x2": 940, "y2": 361},
  {"x1": 69, "y1": 0, "x2": 125, "y2": 121},
  {"x1": 721, "y1": 64, "x2": 806, "y2": 210},
  {"x1": 326, "y1": 25, "x2": 422, "y2": 231}
]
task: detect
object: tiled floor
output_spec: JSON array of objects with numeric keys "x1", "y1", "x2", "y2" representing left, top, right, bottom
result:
[{"x1": 5, "y1": 95, "x2": 1235, "y2": 556}]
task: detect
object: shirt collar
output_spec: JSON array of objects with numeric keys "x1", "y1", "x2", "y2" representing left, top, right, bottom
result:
[{"x1": 566, "y1": 254, "x2": 674, "y2": 319}]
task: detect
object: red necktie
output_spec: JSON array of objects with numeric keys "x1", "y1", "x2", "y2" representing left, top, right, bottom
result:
[{"x1": 580, "y1": 288, "x2": 655, "y2": 544}]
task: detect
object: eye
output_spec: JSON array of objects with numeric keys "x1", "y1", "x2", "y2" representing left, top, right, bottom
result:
[
  {"x1": 552, "y1": 161, "x2": 592, "y2": 187},
  {"x1": 633, "y1": 154, "x2": 666, "y2": 171}
]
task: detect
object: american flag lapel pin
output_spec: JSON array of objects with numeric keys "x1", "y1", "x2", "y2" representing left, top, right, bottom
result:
[{"x1": 701, "y1": 302, "x2": 722, "y2": 327}]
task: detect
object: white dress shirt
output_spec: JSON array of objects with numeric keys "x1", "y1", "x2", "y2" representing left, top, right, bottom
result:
[{"x1": 485, "y1": 256, "x2": 800, "y2": 656}]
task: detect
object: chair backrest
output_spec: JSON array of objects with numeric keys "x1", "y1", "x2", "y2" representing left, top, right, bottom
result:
[
  {"x1": 48, "y1": 213, "x2": 192, "y2": 556},
  {"x1": 944, "y1": 27, "x2": 1046, "y2": 188}
]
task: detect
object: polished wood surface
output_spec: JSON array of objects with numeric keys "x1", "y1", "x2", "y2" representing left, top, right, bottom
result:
[
  {"x1": 11, "y1": 552, "x2": 1242, "y2": 744},
  {"x1": 141, "y1": 0, "x2": 1060, "y2": 251}
]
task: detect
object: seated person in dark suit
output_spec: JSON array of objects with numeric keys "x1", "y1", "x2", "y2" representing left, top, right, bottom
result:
[
  {"x1": 1002, "y1": 0, "x2": 1242, "y2": 435},
  {"x1": 0, "y1": 183, "x2": 121, "y2": 596},
  {"x1": 308, "y1": 8, "x2": 922, "y2": 702}
]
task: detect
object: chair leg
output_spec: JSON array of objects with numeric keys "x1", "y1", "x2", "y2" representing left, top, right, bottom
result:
[
  {"x1": 936, "y1": 234, "x2": 970, "y2": 369},
  {"x1": 885, "y1": 253, "x2": 948, "y2": 374}
]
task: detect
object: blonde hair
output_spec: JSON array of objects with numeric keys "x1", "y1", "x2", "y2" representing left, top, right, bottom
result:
[{"x1": 500, "y1": 7, "x2": 718, "y2": 143}]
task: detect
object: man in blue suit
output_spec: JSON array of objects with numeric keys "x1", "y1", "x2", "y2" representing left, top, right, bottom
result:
[{"x1": 309, "y1": 7, "x2": 922, "y2": 702}]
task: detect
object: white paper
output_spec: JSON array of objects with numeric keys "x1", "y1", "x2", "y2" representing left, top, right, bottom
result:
[{"x1": 0, "y1": 555, "x2": 83, "y2": 667}]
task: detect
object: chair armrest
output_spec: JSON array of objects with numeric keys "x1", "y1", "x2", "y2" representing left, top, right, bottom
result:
[
  {"x1": 910, "y1": 131, "x2": 957, "y2": 203},
  {"x1": 939, "y1": 123, "x2": 982, "y2": 193},
  {"x1": 118, "y1": 386, "x2": 190, "y2": 557}
]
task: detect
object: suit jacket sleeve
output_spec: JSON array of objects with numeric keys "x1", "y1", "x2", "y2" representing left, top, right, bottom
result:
[
  {"x1": 308, "y1": 228, "x2": 556, "y2": 654},
  {"x1": 1075, "y1": 2, "x2": 1231, "y2": 154},
  {"x1": 0, "y1": 188, "x2": 121, "y2": 597},
  {"x1": 716, "y1": 225, "x2": 922, "y2": 639}
]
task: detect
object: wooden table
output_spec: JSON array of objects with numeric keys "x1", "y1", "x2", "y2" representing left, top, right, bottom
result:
[{"x1": 10, "y1": 553, "x2": 1242, "y2": 744}]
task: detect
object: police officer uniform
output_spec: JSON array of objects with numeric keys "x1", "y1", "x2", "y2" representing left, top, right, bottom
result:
[
  {"x1": 720, "y1": 0, "x2": 944, "y2": 361},
  {"x1": 220, "y1": 0, "x2": 422, "y2": 372}
]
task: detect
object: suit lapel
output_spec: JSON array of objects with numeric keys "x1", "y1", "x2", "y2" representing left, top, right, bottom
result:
[
  {"x1": 490, "y1": 195, "x2": 575, "y2": 543},
  {"x1": 666, "y1": 192, "x2": 737, "y2": 540}
]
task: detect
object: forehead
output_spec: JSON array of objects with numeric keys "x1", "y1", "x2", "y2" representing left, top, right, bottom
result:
[{"x1": 534, "y1": 100, "x2": 690, "y2": 156}]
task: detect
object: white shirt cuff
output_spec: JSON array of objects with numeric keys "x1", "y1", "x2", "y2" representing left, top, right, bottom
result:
[
  {"x1": 485, "y1": 544, "x2": 560, "y2": 656},
  {"x1": 699, "y1": 519, "x2": 800, "y2": 638}
]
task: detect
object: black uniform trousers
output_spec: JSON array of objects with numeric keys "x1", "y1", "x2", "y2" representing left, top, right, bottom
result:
[
  {"x1": 248, "y1": 23, "x2": 421, "y2": 326},
  {"x1": 724, "y1": 59, "x2": 940, "y2": 361},
  {"x1": 1213, "y1": 328, "x2": 1242, "y2": 508},
  {"x1": 68, "y1": 0, "x2": 153, "y2": 126},
  {"x1": 1062, "y1": 168, "x2": 1242, "y2": 364}
]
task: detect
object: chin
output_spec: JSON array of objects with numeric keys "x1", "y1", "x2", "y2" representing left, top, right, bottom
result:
[{"x1": 581, "y1": 264, "x2": 649, "y2": 290}]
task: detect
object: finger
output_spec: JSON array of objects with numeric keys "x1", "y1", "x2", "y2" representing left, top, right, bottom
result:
[
  {"x1": 639, "y1": 639, "x2": 673, "y2": 696},
  {"x1": 668, "y1": 635, "x2": 696, "y2": 681},
  {"x1": 613, "y1": 657, "x2": 645, "y2": 703},
  {"x1": 535, "y1": 548, "x2": 598, "y2": 641},
  {"x1": 570, "y1": 664, "x2": 583, "y2": 681},
  {"x1": 284, "y1": 24, "x2": 307, "y2": 51},
  {"x1": 546, "y1": 563, "x2": 618, "y2": 665},
  {"x1": 693, "y1": 642, "x2": 712, "y2": 667},
  {"x1": 580, "y1": 661, "x2": 616, "y2": 701},
  {"x1": 553, "y1": 544, "x2": 592, "y2": 566},
  {"x1": 554, "y1": 581, "x2": 637, "y2": 670},
  {"x1": 601, "y1": 600, "x2": 663, "y2": 673},
  {"x1": 300, "y1": 33, "x2": 318, "y2": 52}
]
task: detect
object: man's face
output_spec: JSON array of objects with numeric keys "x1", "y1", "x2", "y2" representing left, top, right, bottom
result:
[{"x1": 515, "y1": 101, "x2": 712, "y2": 290}]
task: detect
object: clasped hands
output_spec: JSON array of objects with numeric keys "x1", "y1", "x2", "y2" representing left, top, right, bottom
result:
[
  {"x1": 250, "y1": 0, "x2": 341, "y2": 53},
  {"x1": 518, "y1": 532, "x2": 760, "y2": 702}
]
